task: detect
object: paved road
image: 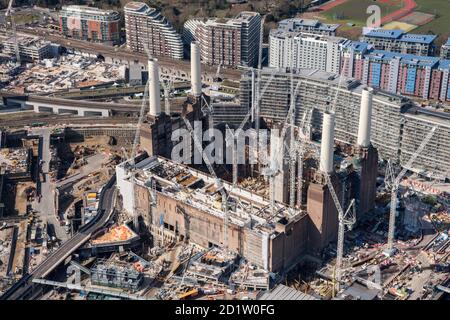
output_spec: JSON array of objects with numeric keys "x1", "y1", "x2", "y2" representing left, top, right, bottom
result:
[
  {"x1": 0, "y1": 176, "x2": 116, "y2": 300},
  {"x1": 31, "y1": 127, "x2": 68, "y2": 241},
  {"x1": 56, "y1": 153, "x2": 107, "y2": 188}
]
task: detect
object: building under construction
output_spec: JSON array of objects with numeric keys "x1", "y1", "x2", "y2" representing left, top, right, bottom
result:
[
  {"x1": 114, "y1": 39, "x2": 382, "y2": 274},
  {"x1": 90, "y1": 258, "x2": 143, "y2": 291},
  {"x1": 117, "y1": 155, "x2": 310, "y2": 272},
  {"x1": 239, "y1": 67, "x2": 450, "y2": 180}
]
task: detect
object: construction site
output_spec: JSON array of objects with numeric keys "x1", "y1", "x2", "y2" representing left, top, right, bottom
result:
[{"x1": 0, "y1": 4, "x2": 448, "y2": 299}]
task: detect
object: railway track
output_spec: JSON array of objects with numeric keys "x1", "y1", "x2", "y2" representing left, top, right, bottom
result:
[
  {"x1": 0, "y1": 176, "x2": 116, "y2": 300},
  {"x1": 1, "y1": 115, "x2": 138, "y2": 128}
]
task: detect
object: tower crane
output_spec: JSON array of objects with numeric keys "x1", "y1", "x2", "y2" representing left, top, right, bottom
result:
[
  {"x1": 128, "y1": 78, "x2": 150, "y2": 231},
  {"x1": 306, "y1": 140, "x2": 357, "y2": 291},
  {"x1": 385, "y1": 125, "x2": 437, "y2": 254},
  {"x1": 181, "y1": 113, "x2": 229, "y2": 249},
  {"x1": 5, "y1": 0, "x2": 20, "y2": 65},
  {"x1": 127, "y1": 46, "x2": 159, "y2": 231}
]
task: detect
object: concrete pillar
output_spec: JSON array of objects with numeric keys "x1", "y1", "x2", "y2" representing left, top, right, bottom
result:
[
  {"x1": 320, "y1": 111, "x2": 335, "y2": 173},
  {"x1": 148, "y1": 59, "x2": 161, "y2": 116},
  {"x1": 357, "y1": 87, "x2": 373, "y2": 148},
  {"x1": 190, "y1": 42, "x2": 202, "y2": 97}
]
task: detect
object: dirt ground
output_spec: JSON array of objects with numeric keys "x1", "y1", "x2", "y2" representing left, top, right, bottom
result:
[
  {"x1": 14, "y1": 182, "x2": 35, "y2": 215},
  {"x1": 11, "y1": 221, "x2": 27, "y2": 277}
]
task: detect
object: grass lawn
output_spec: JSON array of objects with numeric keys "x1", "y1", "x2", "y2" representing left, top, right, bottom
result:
[
  {"x1": 11, "y1": 12, "x2": 40, "y2": 25},
  {"x1": 321, "y1": 0, "x2": 403, "y2": 26},
  {"x1": 413, "y1": 0, "x2": 450, "y2": 44}
]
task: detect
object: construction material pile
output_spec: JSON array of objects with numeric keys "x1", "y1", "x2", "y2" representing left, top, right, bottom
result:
[{"x1": 91, "y1": 224, "x2": 138, "y2": 245}]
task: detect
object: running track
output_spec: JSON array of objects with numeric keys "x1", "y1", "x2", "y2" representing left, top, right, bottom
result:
[{"x1": 318, "y1": 0, "x2": 418, "y2": 25}]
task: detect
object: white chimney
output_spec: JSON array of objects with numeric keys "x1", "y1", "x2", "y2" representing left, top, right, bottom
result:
[
  {"x1": 357, "y1": 87, "x2": 373, "y2": 148},
  {"x1": 190, "y1": 42, "x2": 202, "y2": 97},
  {"x1": 148, "y1": 59, "x2": 161, "y2": 116},
  {"x1": 320, "y1": 111, "x2": 335, "y2": 173}
]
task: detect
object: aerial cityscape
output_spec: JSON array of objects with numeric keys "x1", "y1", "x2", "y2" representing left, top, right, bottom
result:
[{"x1": 0, "y1": 0, "x2": 449, "y2": 303}]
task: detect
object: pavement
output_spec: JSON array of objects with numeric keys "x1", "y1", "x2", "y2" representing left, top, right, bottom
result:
[{"x1": 407, "y1": 251, "x2": 432, "y2": 300}]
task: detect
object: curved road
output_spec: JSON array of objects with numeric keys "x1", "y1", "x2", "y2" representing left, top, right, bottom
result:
[{"x1": 0, "y1": 176, "x2": 117, "y2": 300}]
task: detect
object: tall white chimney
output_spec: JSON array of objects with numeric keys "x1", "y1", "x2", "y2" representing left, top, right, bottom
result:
[
  {"x1": 320, "y1": 111, "x2": 335, "y2": 173},
  {"x1": 190, "y1": 42, "x2": 202, "y2": 97},
  {"x1": 148, "y1": 59, "x2": 161, "y2": 116},
  {"x1": 357, "y1": 87, "x2": 373, "y2": 148}
]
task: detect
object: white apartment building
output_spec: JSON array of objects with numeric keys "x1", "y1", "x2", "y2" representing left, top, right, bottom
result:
[
  {"x1": 124, "y1": 2, "x2": 183, "y2": 59},
  {"x1": 269, "y1": 30, "x2": 346, "y2": 74},
  {"x1": 183, "y1": 12, "x2": 261, "y2": 67}
]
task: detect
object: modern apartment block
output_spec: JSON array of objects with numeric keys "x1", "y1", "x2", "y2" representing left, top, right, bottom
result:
[
  {"x1": 3, "y1": 36, "x2": 55, "y2": 62},
  {"x1": 360, "y1": 29, "x2": 436, "y2": 56},
  {"x1": 356, "y1": 51, "x2": 450, "y2": 102},
  {"x1": 240, "y1": 67, "x2": 450, "y2": 180},
  {"x1": 340, "y1": 41, "x2": 372, "y2": 80},
  {"x1": 59, "y1": 5, "x2": 120, "y2": 45},
  {"x1": 277, "y1": 18, "x2": 339, "y2": 36},
  {"x1": 269, "y1": 29, "x2": 347, "y2": 74},
  {"x1": 189, "y1": 12, "x2": 261, "y2": 67},
  {"x1": 182, "y1": 18, "x2": 204, "y2": 48},
  {"x1": 441, "y1": 37, "x2": 450, "y2": 60},
  {"x1": 400, "y1": 107, "x2": 450, "y2": 179},
  {"x1": 240, "y1": 68, "x2": 408, "y2": 162},
  {"x1": 124, "y1": 2, "x2": 183, "y2": 59}
]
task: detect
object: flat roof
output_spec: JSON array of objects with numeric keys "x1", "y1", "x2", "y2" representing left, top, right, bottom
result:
[
  {"x1": 364, "y1": 29, "x2": 404, "y2": 39},
  {"x1": 400, "y1": 33, "x2": 437, "y2": 44},
  {"x1": 445, "y1": 37, "x2": 450, "y2": 46},
  {"x1": 366, "y1": 50, "x2": 440, "y2": 68},
  {"x1": 120, "y1": 156, "x2": 305, "y2": 234},
  {"x1": 278, "y1": 18, "x2": 339, "y2": 32},
  {"x1": 269, "y1": 29, "x2": 346, "y2": 43},
  {"x1": 61, "y1": 5, "x2": 119, "y2": 16},
  {"x1": 438, "y1": 59, "x2": 450, "y2": 70},
  {"x1": 123, "y1": 1, "x2": 148, "y2": 12},
  {"x1": 245, "y1": 67, "x2": 407, "y2": 106},
  {"x1": 364, "y1": 29, "x2": 436, "y2": 44},
  {"x1": 405, "y1": 107, "x2": 450, "y2": 128},
  {"x1": 343, "y1": 40, "x2": 371, "y2": 52}
]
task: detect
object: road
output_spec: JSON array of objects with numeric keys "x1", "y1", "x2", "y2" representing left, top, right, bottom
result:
[
  {"x1": 31, "y1": 127, "x2": 68, "y2": 242},
  {"x1": 56, "y1": 153, "x2": 107, "y2": 188},
  {"x1": 0, "y1": 176, "x2": 117, "y2": 300}
]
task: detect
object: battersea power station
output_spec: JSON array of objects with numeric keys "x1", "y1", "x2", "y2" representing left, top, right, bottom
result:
[{"x1": 116, "y1": 42, "x2": 380, "y2": 273}]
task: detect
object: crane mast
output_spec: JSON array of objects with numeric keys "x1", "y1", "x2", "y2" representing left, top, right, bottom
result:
[
  {"x1": 386, "y1": 126, "x2": 437, "y2": 252},
  {"x1": 6, "y1": 0, "x2": 20, "y2": 65}
]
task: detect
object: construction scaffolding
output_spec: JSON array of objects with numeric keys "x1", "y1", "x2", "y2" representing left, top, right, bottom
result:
[
  {"x1": 401, "y1": 108, "x2": 450, "y2": 180},
  {"x1": 90, "y1": 259, "x2": 143, "y2": 291},
  {"x1": 240, "y1": 68, "x2": 410, "y2": 162}
]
